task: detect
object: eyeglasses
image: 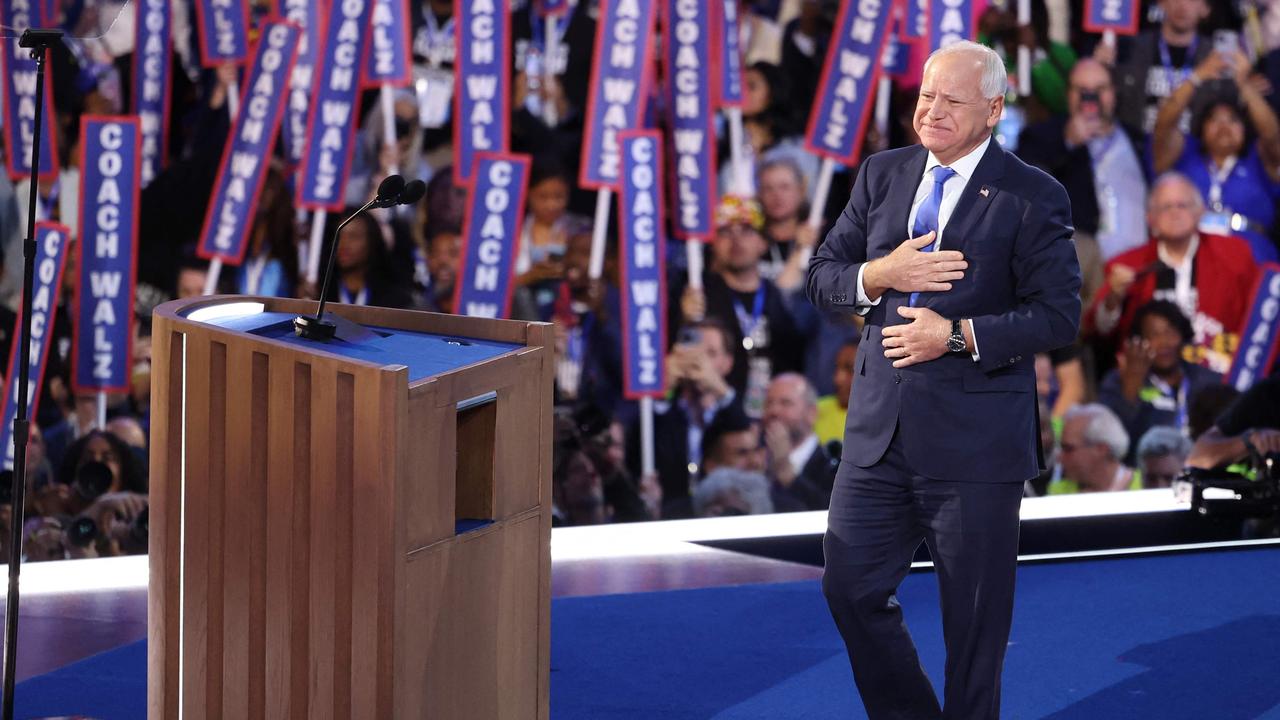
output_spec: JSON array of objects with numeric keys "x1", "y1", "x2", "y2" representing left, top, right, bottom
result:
[{"x1": 1151, "y1": 200, "x2": 1198, "y2": 214}]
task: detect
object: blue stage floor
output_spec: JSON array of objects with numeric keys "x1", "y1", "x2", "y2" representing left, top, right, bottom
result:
[{"x1": 13, "y1": 545, "x2": 1280, "y2": 719}]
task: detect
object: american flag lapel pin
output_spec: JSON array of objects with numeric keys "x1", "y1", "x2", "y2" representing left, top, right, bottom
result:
[{"x1": 979, "y1": 186, "x2": 990, "y2": 198}]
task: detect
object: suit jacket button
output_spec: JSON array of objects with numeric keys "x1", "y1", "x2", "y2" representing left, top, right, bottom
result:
[{"x1": 894, "y1": 374, "x2": 902, "y2": 384}]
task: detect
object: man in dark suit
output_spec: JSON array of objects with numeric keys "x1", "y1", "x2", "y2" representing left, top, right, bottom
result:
[
  {"x1": 806, "y1": 41, "x2": 1081, "y2": 720},
  {"x1": 761, "y1": 373, "x2": 837, "y2": 512}
]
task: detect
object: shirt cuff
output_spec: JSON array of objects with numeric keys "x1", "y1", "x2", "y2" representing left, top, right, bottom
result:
[
  {"x1": 855, "y1": 265, "x2": 882, "y2": 308},
  {"x1": 967, "y1": 318, "x2": 980, "y2": 362}
]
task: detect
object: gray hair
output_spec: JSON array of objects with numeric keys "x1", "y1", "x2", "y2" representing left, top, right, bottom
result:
[
  {"x1": 924, "y1": 40, "x2": 1007, "y2": 99},
  {"x1": 1148, "y1": 171, "x2": 1205, "y2": 214},
  {"x1": 692, "y1": 468, "x2": 774, "y2": 517},
  {"x1": 1065, "y1": 403, "x2": 1130, "y2": 461},
  {"x1": 1136, "y1": 426, "x2": 1193, "y2": 460},
  {"x1": 770, "y1": 372, "x2": 818, "y2": 411},
  {"x1": 757, "y1": 156, "x2": 808, "y2": 193}
]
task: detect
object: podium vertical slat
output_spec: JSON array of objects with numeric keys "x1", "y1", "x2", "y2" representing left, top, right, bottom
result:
[
  {"x1": 264, "y1": 354, "x2": 298, "y2": 718},
  {"x1": 307, "y1": 364, "x2": 337, "y2": 720},
  {"x1": 148, "y1": 328, "x2": 184, "y2": 719},
  {"x1": 222, "y1": 344, "x2": 253, "y2": 718}
]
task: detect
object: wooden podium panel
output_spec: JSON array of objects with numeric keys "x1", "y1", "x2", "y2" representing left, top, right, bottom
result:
[{"x1": 148, "y1": 297, "x2": 553, "y2": 719}]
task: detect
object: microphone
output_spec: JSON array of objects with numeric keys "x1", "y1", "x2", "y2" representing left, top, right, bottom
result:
[
  {"x1": 294, "y1": 175, "x2": 410, "y2": 340},
  {"x1": 398, "y1": 179, "x2": 426, "y2": 206}
]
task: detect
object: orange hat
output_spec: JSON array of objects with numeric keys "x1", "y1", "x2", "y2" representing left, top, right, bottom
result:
[{"x1": 715, "y1": 194, "x2": 765, "y2": 231}]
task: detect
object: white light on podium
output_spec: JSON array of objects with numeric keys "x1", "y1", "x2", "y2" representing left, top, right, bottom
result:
[{"x1": 185, "y1": 301, "x2": 266, "y2": 324}]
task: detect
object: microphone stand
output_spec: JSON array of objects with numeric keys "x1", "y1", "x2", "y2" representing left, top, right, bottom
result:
[
  {"x1": 293, "y1": 196, "x2": 386, "y2": 341},
  {"x1": 2, "y1": 27, "x2": 63, "y2": 720}
]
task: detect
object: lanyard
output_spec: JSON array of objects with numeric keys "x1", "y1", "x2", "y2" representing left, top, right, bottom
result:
[
  {"x1": 339, "y1": 284, "x2": 369, "y2": 306},
  {"x1": 1150, "y1": 372, "x2": 1190, "y2": 429},
  {"x1": 1206, "y1": 155, "x2": 1237, "y2": 210},
  {"x1": 1158, "y1": 35, "x2": 1198, "y2": 88},
  {"x1": 423, "y1": 8, "x2": 455, "y2": 67},
  {"x1": 732, "y1": 284, "x2": 766, "y2": 352}
]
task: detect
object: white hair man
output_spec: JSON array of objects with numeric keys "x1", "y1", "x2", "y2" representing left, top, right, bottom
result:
[
  {"x1": 1136, "y1": 426, "x2": 1193, "y2": 489},
  {"x1": 762, "y1": 373, "x2": 836, "y2": 511},
  {"x1": 807, "y1": 40, "x2": 1081, "y2": 720},
  {"x1": 1053, "y1": 403, "x2": 1138, "y2": 493}
]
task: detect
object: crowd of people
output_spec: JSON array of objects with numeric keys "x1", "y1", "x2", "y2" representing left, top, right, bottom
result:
[{"x1": 1, "y1": 0, "x2": 1279, "y2": 558}]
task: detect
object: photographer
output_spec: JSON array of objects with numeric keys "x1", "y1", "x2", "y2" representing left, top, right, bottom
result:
[{"x1": 1187, "y1": 376, "x2": 1280, "y2": 469}]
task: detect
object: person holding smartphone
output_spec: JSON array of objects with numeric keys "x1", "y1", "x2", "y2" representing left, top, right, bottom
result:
[{"x1": 1150, "y1": 34, "x2": 1280, "y2": 265}]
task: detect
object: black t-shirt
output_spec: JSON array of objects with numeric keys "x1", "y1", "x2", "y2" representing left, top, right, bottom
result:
[{"x1": 1216, "y1": 377, "x2": 1280, "y2": 435}]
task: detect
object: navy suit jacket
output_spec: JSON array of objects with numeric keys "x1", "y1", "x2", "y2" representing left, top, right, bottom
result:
[{"x1": 806, "y1": 141, "x2": 1081, "y2": 484}]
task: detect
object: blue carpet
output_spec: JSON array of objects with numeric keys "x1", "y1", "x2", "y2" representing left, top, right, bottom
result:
[{"x1": 14, "y1": 547, "x2": 1280, "y2": 719}]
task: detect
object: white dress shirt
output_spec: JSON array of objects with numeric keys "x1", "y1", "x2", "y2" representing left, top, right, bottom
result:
[{"x1": 856, "y1": 136, "x2": 991, "y2": 359}]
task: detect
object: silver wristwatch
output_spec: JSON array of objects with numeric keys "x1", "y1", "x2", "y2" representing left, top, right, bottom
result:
[{"x1": 947, "y1": 319, "x2": 966, "y2": 353}]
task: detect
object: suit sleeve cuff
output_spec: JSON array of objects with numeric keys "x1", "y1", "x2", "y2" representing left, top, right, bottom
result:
[{"x1": 855, "y1": 265, "x2": 882, "y2": 312}]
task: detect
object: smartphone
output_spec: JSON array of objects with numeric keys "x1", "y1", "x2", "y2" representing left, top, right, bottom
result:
[
  {"x1": 1214, "y1": 30, "x2": 1239, "y2": 59},
  {"x1": 677, "y1": 327, "x2": 702, "y2": 346}
]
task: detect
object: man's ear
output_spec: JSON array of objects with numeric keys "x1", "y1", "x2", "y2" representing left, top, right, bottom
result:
[{"x1": 987, "y1": 95, "x2": 1005, "y2": 129}]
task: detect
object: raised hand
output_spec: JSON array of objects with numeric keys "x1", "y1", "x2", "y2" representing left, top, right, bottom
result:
[{"x1": 862, "y1": 232, "x2": 967, "y2": 300}]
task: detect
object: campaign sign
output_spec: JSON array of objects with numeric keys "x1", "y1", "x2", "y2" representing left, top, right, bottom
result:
[
  {"x1": 134, "y1": 0, "x2": 172, "y2": 186},
  {"x1": 454, "y1": 153, "x2": 531, "y2": 318},
  {"x1": 716, "y1": 0, "x2": 744, "y2": 107},
  {"x1": 194, "y1": 0, "x2": 250, "y2": 66},
  {"x1": 199, "y1": 22, "x2": 302, "y2": 263},
  {"x1": 278, "y1": 0, "x2": 325, "y2": 166},
  {"x1": 2, "y1": 0, "x2": 59, "y2": 182},
  {"x1": 299, "y1": 0, "x2": 375, "y2": 210},
  {"x1": 929, "y1": 0, "x2": 975, "y2": 53},
  {"x1": 1226, "y1": 264, "x2": 1280, "y2": 392},
  {"x1": 74, "y1": 118, "x2": 141, "y2": 394},
  {"x1": 883, "y1": 11, "x2": 910, "y2": 78},
  {"x1": 665, "y1": 0, "x2": 717, "y2": 239},
  {"x1": 618, "y1": 130, "x2": 668, "y2": 399},
  {"x1": 453, "y1": 0, "x2": 512, "y2": 185},
  {"x1": 904, "y1": 0, "x2": 927, "y2": 39},
  {"x1": 364, "y1": 0, "x2": 412, "y2": 86},
  {"x1": 0, "y1": 223, "x2": 70, "y2": 470},
  {"x1": 579, "y1": 0, "x2": 658, "y2": 190},
  {"x1": 803, "y1": 0, "x2": 895, "y2": 165},
  {"x1": 1083, "y1": 0, "x2": 1140, "y2": 35}
]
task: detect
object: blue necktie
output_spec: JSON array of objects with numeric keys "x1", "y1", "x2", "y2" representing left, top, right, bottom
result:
[{"x1": 909, "y1": 165, "x2": 957, "y2": 306}]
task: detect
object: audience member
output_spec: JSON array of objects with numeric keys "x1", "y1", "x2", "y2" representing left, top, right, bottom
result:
[
  {"x1": 815, "y1": 340, "x2": 856, "y2": 446},
  {"x1": 1052, "y1": 403, "x2": 1140, "y2": 493},
  {"x1": 756, "y1": 158, "x2": 819, "y2": 291},
  {"x1": 692, "y1": 467, "x2": 775, "y2": 518},
  {"x1": 761, "y1": 373, "x2": 836, "y2": 512},
  {"x1": 1151, "y1": 51, "x2": 1280, "y2": 264},
  {"x1": 1098, "y1": 300, "x2": 1222, "y2": 460},
  {"x1": 1110, "y1": 0, "x2": 1211, "y2": 135},
  {"x1": 1188, "y1": 376, "x2": 1280, "y2": 469},
  {"x1": 1136, "y1": 426, "x2": 1192, "y2": 489},
  {"x1": 1084, "y1": 173, "x2": 1258, "y2": 373},
  {"x1": 321, "y1": 210, "x2": 413, "y2": 309},
  {"x1": 515, "y1": 156, "x2": 588, "y2": 282}
]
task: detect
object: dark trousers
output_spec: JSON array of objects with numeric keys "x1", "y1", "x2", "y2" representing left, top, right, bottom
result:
[{"x1": 822, "y1": 426, "x2": 1023, "y2": 720}]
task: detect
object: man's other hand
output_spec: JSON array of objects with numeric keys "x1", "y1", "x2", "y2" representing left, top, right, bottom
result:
[
  {"x1": 882, "y1": 306, "x2": 951, "y2": 368},
  {"x1": 862, "y1": 232, "x2": 967, "y2": 300}
]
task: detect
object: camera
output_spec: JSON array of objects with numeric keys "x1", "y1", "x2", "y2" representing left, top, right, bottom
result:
[
  {"x1": 72, "y1": 461, "x2": 113, "y2": 502},
  {"x1": 1174, "y1": 453, "x2": 1280, "y2": 519}
]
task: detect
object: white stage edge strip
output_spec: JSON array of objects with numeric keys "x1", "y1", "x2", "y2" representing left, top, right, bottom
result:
[{"x1": 0, "y1": 490, "x2": 1199, "y2": 594}]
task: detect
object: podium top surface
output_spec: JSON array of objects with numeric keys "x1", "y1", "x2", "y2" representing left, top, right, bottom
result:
[{"x1": 197, "y1": 310, "x2": 521, "y2": 382}]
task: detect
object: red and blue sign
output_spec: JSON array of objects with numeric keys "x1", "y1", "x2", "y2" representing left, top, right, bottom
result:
[
  {"x1": 74, "y1": 118, "x2": 140, "y2": 394},
  {"x1": 580, "y1": 0, "x2": 658, "y2": 190},
  {"x1": 200, "y1": 21, "x2": 302, "y2": 263},
  {"x1": 804, "y1": 0, "x2": 895, "y2": 165},
  {"x1": 453, "y1": 0, "x2": 512, "y2": 186},
  {"x1": 883, "y1": 10, "x2": 911, "y2": 78},
  {"x1": 454, "y1": 153, "x2": 531, "y2": 319},
  {"x1": 665, "y1": 0, "x2": 717, "y2": 239},
  {"x1": 904, "y1": 0, "x2": 927, "y2": 39},
  {"x1": 1083, "y1": 0, "x2": 1140, "y2": 35},
  {"x1": 194, "y1": 0, "x2": 250, "y2": 66},
  {"x1": 134, "y1": 0, "x2": 173, "y2": 187},
  {"x1": 716, "y1": 0, "x2": 744, "y2": 107},
  {"x1": 929, "y1": 0, "x2": 975, "y2": 53},
  {"x1": 0, "y1": 223, "x2": 70, "y2": 470},
  {"x1": 277, "y1": 0, "x2": 325, "y2": 166},
  {"x1": 1226, "y1": 264, "x2": 1280, "y2": 392},
  {"x1": 535, "y1": 0, "x2": 570, "y2": 16},
  {"x1": 364, "y1": 0, "x2": 412, "y2": 86},
  {"x1": 618, "y1": 130, "x2": 668, "y2": 399},
  {"x1": 2, "y1": 0, "x2": 59, "y2": 182},
  {"x1": 299, "y1": 0, "x2": 375, "y2": 210}
]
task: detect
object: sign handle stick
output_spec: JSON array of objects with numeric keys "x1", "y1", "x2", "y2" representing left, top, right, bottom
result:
[
  {"x1": 640, "y1": 396, "x2": 656, "y2": 475},
  {"x1": 726, "y1": 106, "x2": 749, "y2": 195},
  {"x1": 307, "y1": 209, "x2": 327, "y2": 284},
  {"x1": 203, "y1": 258, "x2": 223, "y2": 296},
  {"x1": 874, "y1": 76, "x2": 891, "y2": 152},
  {"x1": 96, "y1": 391, "x2": 106, "y2": 432},
  {"x1": 543, "y1": 16, "x2": 560, "y2": 127},
  {"x1": 588, "y1": 188, "x2": 612, "y2": 280},
  {"x1": 1017, "y1": 0, "x2": 1031, "y2": 96},
  {"x1": 807, "y1": 157, "x2": 836, "y2": 229},
  {"x1": 685, "y1": 240, "x2": 704, "y2": 292},
  {"x1": 1103, "y1": 30, "x2": 1116, "y2": 50},
  {"x1": 380, "y1": 85, "x2": 399, "y2": 176},
  {"x1": 226, "y1": 79, "x2": 239, "y2": 119}
]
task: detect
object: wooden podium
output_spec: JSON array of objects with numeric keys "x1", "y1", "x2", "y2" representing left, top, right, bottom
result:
[{"x1": 147, "y1": 297, "x2": 553, "y2": 719}]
